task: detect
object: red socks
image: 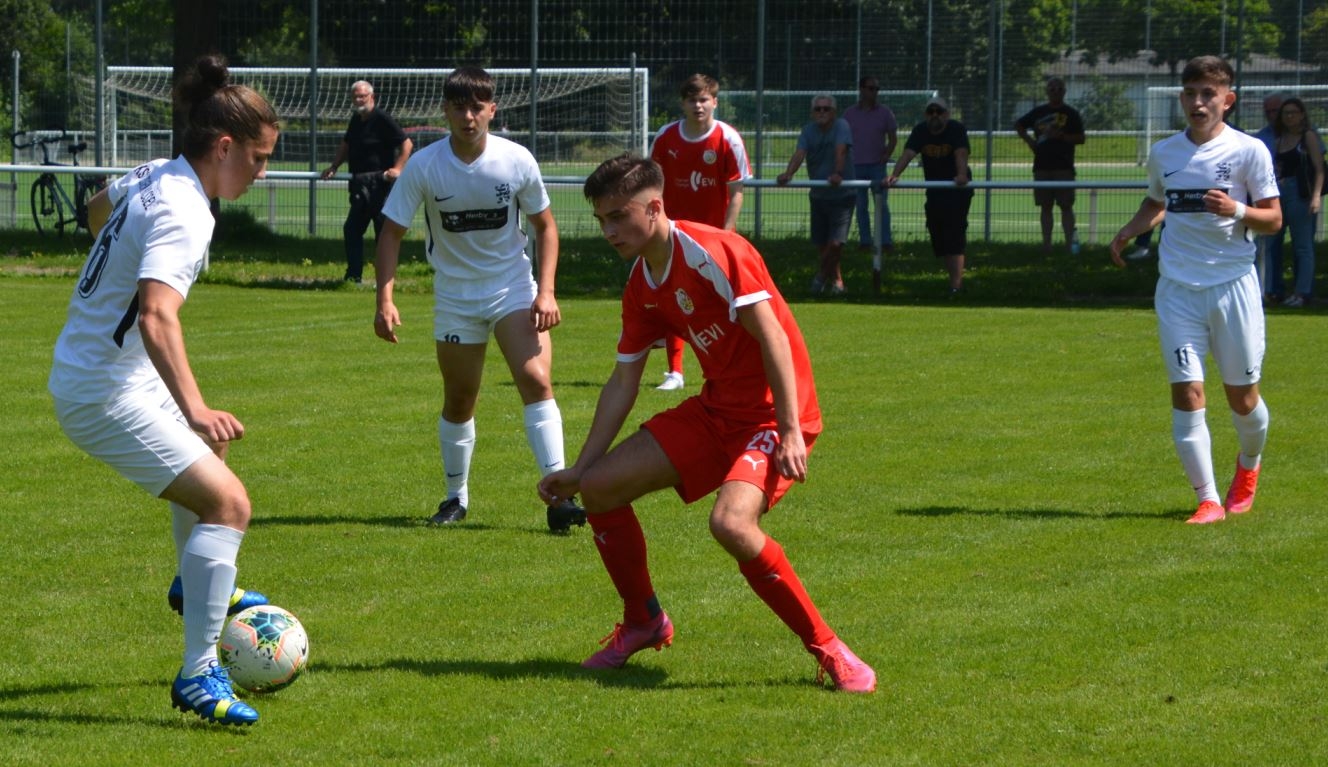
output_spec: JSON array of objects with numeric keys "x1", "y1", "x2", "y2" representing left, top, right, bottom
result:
[
  {"x1": 587, "y1": 506, "x2": 658, "y2": 626},
  {"x1": 739, "y1": 537, "x2": 835, "y2": 648}
]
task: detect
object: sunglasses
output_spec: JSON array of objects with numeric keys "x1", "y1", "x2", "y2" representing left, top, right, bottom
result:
[
  {"x1": 812, "y1": 105, "x2": 833, "y2": 112},
  {"x1": 861, "y1": 85, "x2": 880, "y2": 91},
  {"x1": 926, "y1": 107, "x2": 946, "y2": 115}
]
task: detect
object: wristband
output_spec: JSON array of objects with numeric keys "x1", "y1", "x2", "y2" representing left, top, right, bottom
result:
[{"x1": 1232, "y1": 201, "x2": 1247, "y2": 220}]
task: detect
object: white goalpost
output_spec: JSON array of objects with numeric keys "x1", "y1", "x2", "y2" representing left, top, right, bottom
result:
[{"x1": 95, "y1": 66, "x2": 650, "y2": 167}]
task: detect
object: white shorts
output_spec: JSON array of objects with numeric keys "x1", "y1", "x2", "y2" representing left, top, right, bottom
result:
[
  {"x1": 1155, "y1": 270, "x2": 1265, "y2": 385},
  {"x1": 53, "y1": 380, "x2": 212, "y2": 497},
  {"x1": 433, "y1": 278, "x2": 537, "y2": 344}
]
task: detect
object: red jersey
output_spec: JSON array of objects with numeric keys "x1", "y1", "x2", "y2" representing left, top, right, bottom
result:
[
  {"x1": 650, "y1": 120, "x2": 751, "y2": 228},
  {"x1": 617, "y1": 221, "x2": 821, "y2": 432}
]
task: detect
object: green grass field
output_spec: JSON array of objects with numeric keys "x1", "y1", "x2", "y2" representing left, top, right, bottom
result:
[{"x1": 1, "y1": 230, "x2": 1326, "y2": 765}]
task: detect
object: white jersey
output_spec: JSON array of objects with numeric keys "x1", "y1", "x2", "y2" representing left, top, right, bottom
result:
[
  {"x1": 1147, "y1": 125, "x2": 1279, "y2": 288},
  {"x1": 382, "y1": 133, "x2": 550, "y2": 302},
  {"x1": 49, "y1": 157, "x2": 215, "y2": 404}
]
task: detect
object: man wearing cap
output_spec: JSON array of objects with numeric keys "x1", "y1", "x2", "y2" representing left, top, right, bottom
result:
[{"x1": 888, "y1": 97, "x2": 973, "y2": 296}]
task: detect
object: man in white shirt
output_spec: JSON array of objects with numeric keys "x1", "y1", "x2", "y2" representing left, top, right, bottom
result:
[{"x1": 1109, "y1": 55, "x2": 1282, "y2": 525}]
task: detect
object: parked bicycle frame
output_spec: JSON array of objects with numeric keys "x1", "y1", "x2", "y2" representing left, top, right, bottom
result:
[{"x1": 11, "y1": 130, "x2": 107, "y2": 236}]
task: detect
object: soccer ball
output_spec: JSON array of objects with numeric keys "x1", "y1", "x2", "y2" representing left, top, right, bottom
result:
[{"x1": 218, "y1": 605, "x2": 310, "y2": 693}]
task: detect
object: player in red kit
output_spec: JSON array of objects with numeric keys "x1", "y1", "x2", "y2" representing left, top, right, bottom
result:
[
  {"x1": 537, "y1": 154, "x2": 875, "y2": 693},
  {"x1": 648, "y1": 74, "x2": 751, "y2": 391}
]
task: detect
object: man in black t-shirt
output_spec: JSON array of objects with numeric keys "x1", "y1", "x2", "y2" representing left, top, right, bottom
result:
[
  {"x1": 321, "y1": 81, "x2": 414, "y2": 283},
  {"x1": 888, "y1": 97, "x2": 973, "y2": 295},
  {"x1": 1015, "y1": 78, "x2": 1086, "y2": 254}
]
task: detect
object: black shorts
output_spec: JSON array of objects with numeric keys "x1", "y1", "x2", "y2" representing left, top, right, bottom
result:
[{"x1": 925, "y1": 189, "x2": 974, "y2": 257}]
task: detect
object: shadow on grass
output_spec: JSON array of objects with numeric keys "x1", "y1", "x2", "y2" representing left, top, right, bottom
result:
[
  {"x1": 319, "y1": 656, "x2": 670, "y2": 690},
  {"x1": 897, "y1": 504, "x2": 1191, "y2": 521},
  {"x1": 0, "y1": 679, "x2": 251, "y2": 733},
  {"x1": 247, "y1": 514, "x2": 505, "y2": 530}
]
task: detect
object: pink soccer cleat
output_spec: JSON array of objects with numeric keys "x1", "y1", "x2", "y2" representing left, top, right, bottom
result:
[
  {"x1": 581, "y1": 613, "x2": 674, "y2": 669},
  {"x1": 1224, "y1": 458, "x2": 1261, "y2": 515},
  {"x1": 810, "y1": 637, "x2": 877, "y2": 693}
]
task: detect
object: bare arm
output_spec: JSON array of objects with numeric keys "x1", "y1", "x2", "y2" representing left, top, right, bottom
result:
[
  {"x1": 953, "y1": 147, "x2": 971, "y2": 186},
  {"x1": 321, "y1": 140, "x2": 350, "y2": 180},
  {"x1": 737, "y1": 300, "x2": 806, "y2": 482},
  {"x1": 526, "y1": 207, "x2": 562, "y2": 332},
  {"x1": 723, "y1": 181, "x2": 744, "y2": 231},
  {"x1": 1109, "y1": 197, "x2": 1167, "y2": 266},
  {"x1": 138, "y1": 279, "x2": 243, "y2": 444},
  {"x1": 373, "y1": 219, "x2": 410, "y2": 343},
  {"x1": 883, "y1": 128, "x2": 898, "y2": 164},
  {"x1": 537, "y1": 354, "x2": 649, "y2": 503},
  {"x1": 776, "y1": 149, "x2": 807, "y2": 185},
  {"x1": 384, "y1": 138, "x2": 414, "y2": 181},
  {"x1": 887, "y1": 148, "x2": 918, "y2": 185},
  {"x1": 1307, "y1": 134, "x2": 1324, "y2": 215}
]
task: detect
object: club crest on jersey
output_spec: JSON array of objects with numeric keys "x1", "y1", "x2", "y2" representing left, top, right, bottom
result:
[
  {"x1": 674, "y1": 288, "x2": 695, "y2": 315},
  {"x1": 494, "y1": 183, "x2": 512, "y2": 204},
  {"x1": 703, "y1": 149, "x2": 718, "y2": 165}
]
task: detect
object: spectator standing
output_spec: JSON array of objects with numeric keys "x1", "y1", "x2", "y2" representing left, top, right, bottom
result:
[
  {"x1": 1252, "y1": 93, "x2": 1285, "y2": 294},
  {"x1": 373, "y1": 66, "x2": 586, "y2": 534},
  {"x1": 842, "y1": 75, "x2": 898, "y2": 291},
  {"x1": 321, "y1": 81, "x2": 414, "y2": 284},
  {"x1": 49, "y1": 55, "x2": 278, "y2": 727},
  {"x1": 538, "y1": 154, "x2": 876, "y2": 693},
  {"x1": 888, "y1": 97, "x2": 973, "y2": 295},
  {"x1": 1014, "y1": 77, "x2": 1086, "y2": 254},
  {"x1": 776, "y1": 95, "x2": 856, "y2": 295},
  {"x1": 1108, "y1": 55, "x2": 1281, "y2": 525},
  {"x1": 649, "y1": 73, "x2": 752, "y2": 391},
  {"x1": 1265, "y1": 97, "x2": 1323, "y2": 307}
]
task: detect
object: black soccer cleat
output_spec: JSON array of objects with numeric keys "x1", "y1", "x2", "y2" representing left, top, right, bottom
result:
[
  {"x1": 546, "y1": 498, "x2": 587, "y2": 533},
  {"x1": 429, "y1": 497, "x2": 468, "y2": 526}
]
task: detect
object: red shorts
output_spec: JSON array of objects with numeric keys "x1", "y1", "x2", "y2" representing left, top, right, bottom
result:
[{"x1": 642, "y1": 396, "x2": 819, "y2": 509}]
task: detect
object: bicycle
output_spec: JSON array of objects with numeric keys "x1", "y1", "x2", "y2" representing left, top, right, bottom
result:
[{"x1": 11, "y1": 130, "x2": 107, "y2": 236}]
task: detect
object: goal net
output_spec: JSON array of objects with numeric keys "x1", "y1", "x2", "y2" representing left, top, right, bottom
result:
[{"x1": 94, "y1": 66, "x2": 650, "y2": 167}]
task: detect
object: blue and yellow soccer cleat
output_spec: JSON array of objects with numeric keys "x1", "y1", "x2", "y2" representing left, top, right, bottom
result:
[
  {"x1": 167, "y1": 576, "x2": 268, "y2": 617},
  {"x1": 171, "y1": 661, "x2": 259, "y2": 726}
]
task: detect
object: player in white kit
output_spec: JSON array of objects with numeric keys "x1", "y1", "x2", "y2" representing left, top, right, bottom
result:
[
  {"x1": 48, "y1": 55, "x2": 279, "y2": 725},
  {"x1": 1109, "y1": 56, "x2": 1282, "y2": 525},
  {"x1": 373, "y1": 66, "x2": 585, "y2": 533}
]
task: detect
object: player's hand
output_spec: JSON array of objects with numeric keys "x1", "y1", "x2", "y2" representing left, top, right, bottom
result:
[
  {"x1": 1203, "y1": 188, "x2": 1235, "y2": 216},
  {"x1": 1108, "y1": 231, "x2": 1130, "y2": 268},
  {"x1": 774, "y1": 430, "x2": 808, "y2": 483},
  {"x1": 375, "y1": 303, "x2": 401, "y2": 343},
  {"x1": 530, "y1": 291, "x2": 562, "y2": 332},
  {"x1": 538, "y1": 469, "x2": 581, "y2": 506},
  {"x1": 188, "y1": 407, "x2": 245, "y2": 444}
]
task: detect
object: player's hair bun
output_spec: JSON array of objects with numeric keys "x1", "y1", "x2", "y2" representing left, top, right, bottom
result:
[{"x1": 174, "y1": 54, "x2": 231, "y2": 112}]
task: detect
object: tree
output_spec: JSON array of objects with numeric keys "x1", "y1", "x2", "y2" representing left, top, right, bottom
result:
[
  {"x1": 0, "y1": 0, "x2": 95, "y2": 134},
  {"x1": 1077, "y1": 0, "x2": 1281, "y2": 76}
]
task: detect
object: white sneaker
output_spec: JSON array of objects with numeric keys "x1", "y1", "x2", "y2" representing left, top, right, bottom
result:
[
  {"x1": 1125, "y1": 246, "x2": 1152, "y2": 261},
  {"x1": 656, "y1": 371, "x2": 684, "y2": 391}
]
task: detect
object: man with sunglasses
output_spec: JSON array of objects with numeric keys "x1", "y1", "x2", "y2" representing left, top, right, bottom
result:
[
  {"x1": 888, "y1": 96, "x2": 973, "y2": 296},
  {"x1": 776, "y1": 94, "x2": 856, "y2": 295}
]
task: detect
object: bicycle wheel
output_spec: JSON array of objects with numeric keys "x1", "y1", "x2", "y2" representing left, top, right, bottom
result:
[{"x1": 30, "y1": 175, "x2": 61, "y2": 236}]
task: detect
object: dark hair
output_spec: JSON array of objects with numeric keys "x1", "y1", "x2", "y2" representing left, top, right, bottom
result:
[
  {"x1": 444, "y1": 66, "x2": 496, "y2": 103},
  {"x1": 680, "y1": 74, "x2": 719, "y2": 100},
  {"x1": 583, "y1": 153, "x2": 663, "y2": 201},
  {"x1": 174, "y1": 54, "x2": 279, "y2": 159},
  {"x1": 1180, "y1": 55, "x2": 1234, "y2": 87},
  {"x1": 1275, "y1": 96, "x2": 1313, "y2": 135}
]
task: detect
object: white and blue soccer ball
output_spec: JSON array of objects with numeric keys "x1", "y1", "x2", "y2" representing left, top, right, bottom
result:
[{"x1": 219, "y1": 605, "x2": 310, "y2": 693}]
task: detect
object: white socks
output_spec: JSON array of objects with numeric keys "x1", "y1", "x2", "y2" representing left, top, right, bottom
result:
[
  {"x1": 439, "y1": 416, "x2": 476, "y2": 506},
  {"x1": 170, "y1": 502, "x2": 198, "y2": 572},
  {"x1": 1231, "y1": 398, "x2": 1269, "y2": 471},
  {"x1": 1172, "y1": 408, "x2": 1219, "y2": 504},
  {"x1": 524, "y1": 399, "x2": 566, "y2": 478},
  {"x1": 181, "y1": 523, "x2": 243, "y2": 676}
]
